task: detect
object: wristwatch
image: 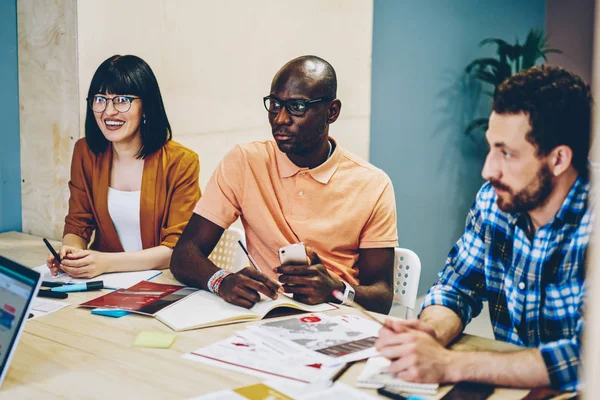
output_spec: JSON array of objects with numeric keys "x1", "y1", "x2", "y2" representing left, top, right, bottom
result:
[{"x1": 340, "y1": 281, "x2": 355, "y2": 305}]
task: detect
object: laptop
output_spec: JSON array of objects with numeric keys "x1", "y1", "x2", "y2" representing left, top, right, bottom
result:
[{"x1": 0, "y1": 255, "x2": 42, "y2": 387}]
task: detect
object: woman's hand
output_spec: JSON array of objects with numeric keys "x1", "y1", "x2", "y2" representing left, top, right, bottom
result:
[
  {"x1": 59, "y1": 250, "x2": 112, "y2": 279},
  {"x1": 45, "y1": 245, "x2": 80, "y2": 276}
]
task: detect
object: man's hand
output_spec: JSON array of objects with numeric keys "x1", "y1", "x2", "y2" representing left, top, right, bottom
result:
[
  {"x1": 275, "y1": 247, "x2": 343, "y2": 305},
  {"x1": 376, "y1": 323, "x2": 455, "y2": 383},
  {"x1": 219, "y1": 267, "x2": 280, "y2": 309},
  {"x1": 383, "y1": 318, "x2": 440, "y2": 342},
  {"x1": 59, "y1": 249, "x2": 111, "y2": 279}
]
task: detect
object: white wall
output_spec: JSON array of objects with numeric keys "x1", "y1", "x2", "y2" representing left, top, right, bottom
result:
[
  {"x1": 584, "y1": 1, "x2": 600, "y2": 396},
  {"x1": 77, "y1": 0, "x2": 374, "y2": 191},
  {"x1": 546, "y1": 0, "x2": 594, "y2": 85},
  {"x1": 18, "y1": 0, "x2": 374, "y2": 239}
]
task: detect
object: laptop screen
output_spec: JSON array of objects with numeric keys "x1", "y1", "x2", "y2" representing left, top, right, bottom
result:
[{"x1": 0, "y1": 256, "x2": 41, "y2": 385}]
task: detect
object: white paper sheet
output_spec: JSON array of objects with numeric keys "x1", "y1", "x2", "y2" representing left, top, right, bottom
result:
[
  {"x1": 183, "y1": 329, "x2": 343, "y2": 383},
  {"x1": 34, "y1": 264, "x2": 162, "y2": 290},
  {"x1": 28, "y1": 298, "x2": 70, "y2": 320},
  {"x1": 247, "y1": 314, "x2": 379, "y2": 365}
]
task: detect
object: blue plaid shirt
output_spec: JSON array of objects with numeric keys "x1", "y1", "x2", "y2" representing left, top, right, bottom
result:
[{"x1": 422, "y1": 178, "x2": 592, "y2": 391}]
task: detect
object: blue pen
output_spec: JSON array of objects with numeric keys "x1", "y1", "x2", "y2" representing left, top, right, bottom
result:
[{"x1": 51, "y1": 281, "x2": 104, "y2": 292}]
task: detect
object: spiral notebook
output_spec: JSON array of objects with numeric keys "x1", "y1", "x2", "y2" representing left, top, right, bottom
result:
[{"x1": 356, "y1": 356, "x2": 439, "y2": 395}]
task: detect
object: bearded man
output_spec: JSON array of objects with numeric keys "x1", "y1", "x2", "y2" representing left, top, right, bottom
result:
[{"x1": 376, "y1": 65, "x2": 592, "y2": 392}]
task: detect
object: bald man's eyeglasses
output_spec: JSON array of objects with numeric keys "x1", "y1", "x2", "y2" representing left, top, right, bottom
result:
[{"x1": 263, "y1": 96, "x2": 333, "y2": 117}]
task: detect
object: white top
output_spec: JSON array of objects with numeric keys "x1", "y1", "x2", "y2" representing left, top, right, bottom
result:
[{"x1": 107, "y1": 187, "x2": 143, "y2": 252}]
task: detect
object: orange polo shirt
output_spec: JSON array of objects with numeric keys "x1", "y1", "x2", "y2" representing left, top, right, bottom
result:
[{"x1": 194, "y1": 138, "x2": 398, "y2": 285}]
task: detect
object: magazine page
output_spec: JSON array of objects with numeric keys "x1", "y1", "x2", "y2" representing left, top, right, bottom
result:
[
  {"x1": 80, "y1": 281, "x2": 195, "y2": 315},
  {"x1": 248, "y1": 313, "x2": 379, "y2": 365}
]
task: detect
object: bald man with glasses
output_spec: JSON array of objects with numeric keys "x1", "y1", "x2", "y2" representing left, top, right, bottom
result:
[{"x1": 171, "y1": 55, "x2": 398, "y2": 313}]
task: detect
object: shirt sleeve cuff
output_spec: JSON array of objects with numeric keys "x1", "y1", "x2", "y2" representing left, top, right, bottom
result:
[
  {"x1": 194, "y1": 207, "x2": 234, "y2": 230},
  {"x1": 420, "y1": 285, "x2": 473, "y2": 328},
  {"x1": 539, "y1": 339, "x2": 580, "y2": 391},
  {"x1": 358, "y1": 239, "x2": 399, "y2": 249}
]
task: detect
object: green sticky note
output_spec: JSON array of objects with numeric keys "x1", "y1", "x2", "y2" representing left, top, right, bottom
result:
[{"x1": 133, "y1": 331, "x2": 176, "y2": 349}]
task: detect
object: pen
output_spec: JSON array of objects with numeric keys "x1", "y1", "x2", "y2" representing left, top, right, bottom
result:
[
  {"x1": 42, "y1": 281, "x2": 64, "y2": 288},
  {"x1": 332, "y1": 289, "x2": 384, "y2": 326},
  {"x1": 43, "y1": 238, "x2": 61, "y2": 263},
  {"x1": 38, "y1": 289, "x2": 68, "y2": 299},
  {"x1": 237, "y1": 240, "x2": 262, "y2": 273},
  {"x1": 51, "y1": 281, "x2": 104, "y2": 292},
  {"x1": 331, "y1": 361, "x2": 355, "y2": 382},
  {"x1": 237, "y1": 240, "x2": 283, "y2": 292}
]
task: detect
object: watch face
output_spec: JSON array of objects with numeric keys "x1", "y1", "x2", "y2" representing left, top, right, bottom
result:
[{"x1": 347, "y1": 288, "x2": 355, "y2": 302}]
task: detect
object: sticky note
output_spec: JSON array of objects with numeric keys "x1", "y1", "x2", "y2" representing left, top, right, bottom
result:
[
  {"x1": 133, "y1": 331, "x2": 176, "y2": 349},
  {"x1": 234, "y1": 383, "x2": 293, "y2": 400}
]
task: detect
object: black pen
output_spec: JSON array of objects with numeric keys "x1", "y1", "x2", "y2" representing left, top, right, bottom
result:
[
  {"x1": 43, "y1": 238, "x2": 61, "y2": 263},
  {"x1": 377, "y1": 387, "x2": 409, "y2": 400},
  {"x1": 331, "y1": 361, "x2": 355, "y2": 382},
  {"x1": 237, "y1": 240, "x2": 262, "y2": 273}
]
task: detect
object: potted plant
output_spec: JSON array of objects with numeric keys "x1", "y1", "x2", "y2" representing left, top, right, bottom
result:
[{"x1": 464, "y1": 28, "x2": 561, "y2": 135}]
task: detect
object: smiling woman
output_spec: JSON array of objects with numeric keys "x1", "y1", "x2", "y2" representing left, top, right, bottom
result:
[{"x1": 45, "y1": 55, "x2": 201, "y2": 280}]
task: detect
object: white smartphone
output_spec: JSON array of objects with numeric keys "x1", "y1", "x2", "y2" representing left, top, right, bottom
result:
[{"x1": 279, "y1": 242, "x2": 307, "y2": 265}]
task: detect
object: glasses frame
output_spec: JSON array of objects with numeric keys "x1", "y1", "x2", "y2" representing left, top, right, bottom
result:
[
  {"x1": 263, "y1": 96, "x2": 334, "y2": 116},
  {"x1": 87, "y1": 95, "x2": 141, "y2": 113}
]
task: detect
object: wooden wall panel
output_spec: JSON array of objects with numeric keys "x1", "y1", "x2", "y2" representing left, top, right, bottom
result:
[{"x1": 18, "y1": 0, "x2": 79, "y2": 239}]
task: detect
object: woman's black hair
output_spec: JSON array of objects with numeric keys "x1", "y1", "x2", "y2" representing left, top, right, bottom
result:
[{"x1": 85, "y1": 55, "x2": 172, "y2": 158}]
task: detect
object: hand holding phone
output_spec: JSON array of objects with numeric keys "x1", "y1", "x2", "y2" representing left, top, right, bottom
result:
[
  {"x1": 279, "y1": 242, "x2": 308, "y2": 265},
  {"x1": 276, "y1": 243, "x2": 342, "y2": 305}
]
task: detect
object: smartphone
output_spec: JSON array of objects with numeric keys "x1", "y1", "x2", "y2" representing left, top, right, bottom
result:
[
  {"x1": 279, "y1": 242, "x2": 307, "y2": 265},
  {"x1": 442, "y1": 382, "x2": 494, "y2": 400}
]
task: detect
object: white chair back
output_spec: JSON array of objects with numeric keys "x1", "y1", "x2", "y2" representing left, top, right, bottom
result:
[
  {"x1": 393, "y1": 247, "x2": 422, "y2": 319},
  {"x1": 208, "y1": 227, "x2": 247, "y2": 272}
]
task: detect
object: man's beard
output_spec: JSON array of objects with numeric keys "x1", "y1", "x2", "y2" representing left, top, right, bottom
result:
[{"x1": 490, "y1": 164, "x2": 554, "y2": 213}]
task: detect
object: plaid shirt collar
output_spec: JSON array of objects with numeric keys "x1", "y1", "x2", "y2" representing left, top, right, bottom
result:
[{"x1": 509, "y1": 176, "x2": 590, "y2": 231}]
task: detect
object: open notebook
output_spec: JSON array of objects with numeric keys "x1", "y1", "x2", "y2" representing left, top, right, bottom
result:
[
  {"x1": 356, "y1": 356, "x2": 439, "y2": 395},
  {"x1": 156, "y1": 290, "x2": 337, "y2": 331}
]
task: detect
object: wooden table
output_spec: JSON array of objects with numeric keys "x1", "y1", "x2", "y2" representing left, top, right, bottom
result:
[{"x1": 0, "y1": 231, "x2": 532, "y2": 399}]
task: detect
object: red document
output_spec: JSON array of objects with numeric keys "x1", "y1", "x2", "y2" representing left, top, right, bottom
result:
[{"x1": 80, "y1": 281, "x2": 196, "y2": 316}]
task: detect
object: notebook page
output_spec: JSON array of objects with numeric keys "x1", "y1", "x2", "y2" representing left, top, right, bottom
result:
[
  {"x1": 34, "y1": 264, "x2": 161, "y2": 289},
  {"x1": 250, "y1": 294, "x2": 336, "y2": 318},
  {"x1": 156, "y1": 290, "x2": 258, "y2": 331},
  {"x1": 356, "y1": 356, "x2": 439, "y2": 395}
]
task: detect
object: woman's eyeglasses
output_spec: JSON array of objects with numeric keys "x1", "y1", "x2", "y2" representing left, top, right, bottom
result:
[{"x1": 87, "y1": 95, "x2": 140, "y2": 113}]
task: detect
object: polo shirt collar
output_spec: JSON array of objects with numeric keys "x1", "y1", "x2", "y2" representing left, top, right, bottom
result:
[{"x1": 276, "y1": 137, "x2": 342, "y2": 185}]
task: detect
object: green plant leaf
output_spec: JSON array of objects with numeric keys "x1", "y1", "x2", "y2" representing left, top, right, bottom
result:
[{"x1": 465, "y1": 58, "x2": 501, "y2": 73}]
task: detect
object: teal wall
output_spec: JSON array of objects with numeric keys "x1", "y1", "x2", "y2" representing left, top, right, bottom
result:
[
  {"x1": 0, "y1": 0, "x2": 21, "y2": 233},
  {"x1": 370, "y1": 0, "x2": 546, "y2": 294}
]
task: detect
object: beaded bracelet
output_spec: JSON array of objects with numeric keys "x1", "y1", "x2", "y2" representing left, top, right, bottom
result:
[{"x1": 207, "y1": 269, "x2": 232, "y2": 296}]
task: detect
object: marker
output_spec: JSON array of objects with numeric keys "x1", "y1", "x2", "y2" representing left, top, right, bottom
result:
[
  {"x1": 51, "y1": 281, "x2": 104, "y2": 292},
  {"x1": 37, "y1": 289, "x2": 68, "y2": 299},
  {"x1": 43, "y1": 238, "x2": 61, "y2": 263},
  {"x1": 91, "y1": 308, "x2": 130, "y2": 318},
  {"x1": 42, "y1": 281, "x2": 64, "y2": 288},
  {"x1": 237, "y1": 240, "x2": 262, "y2": 273}
]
